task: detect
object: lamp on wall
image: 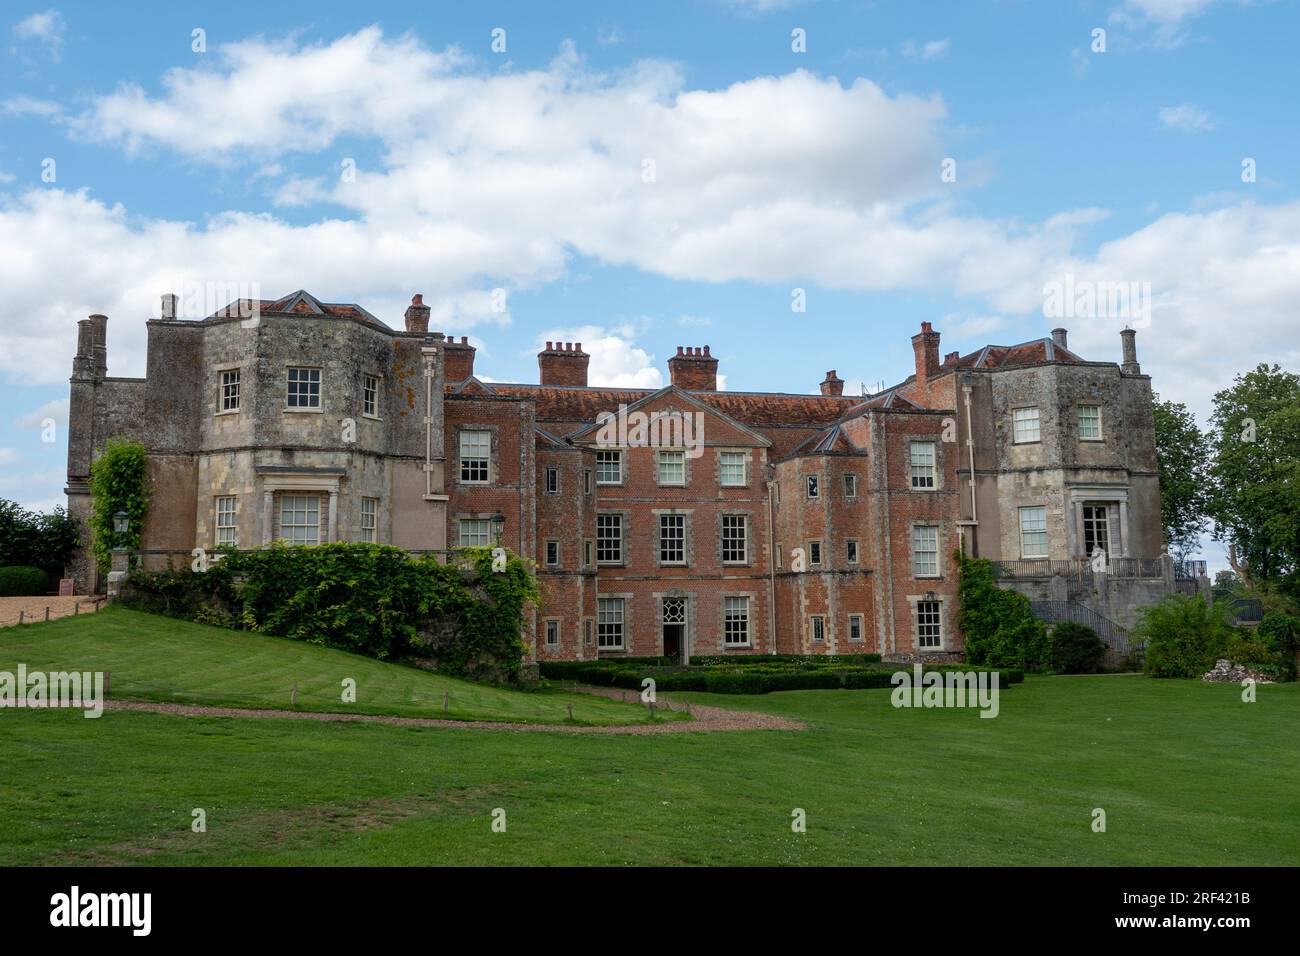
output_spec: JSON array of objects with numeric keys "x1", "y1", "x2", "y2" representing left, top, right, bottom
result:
[
  {"x1": 491, "y1": 510, "x2": 505, "y2": 543},
  {"x1": 112, "y1": 511, "x2": 130, "y2": 552}
]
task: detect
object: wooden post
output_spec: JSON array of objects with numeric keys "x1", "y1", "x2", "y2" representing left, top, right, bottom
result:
[
  {"x1": 648, "y1": 700, "x2": 655, "y2": 720},
  {"x1": 45, "y1": 606, "x2": 50, "y2": 622},
  {"x1": 291, "y1": 684, "x2": 297, "y2": 707},
  {"x1": 443, "y1": 691, "x2": 449, "y2": 713},
  {"x1": 18, "y1": 610, "x2": 24, "y2": 625},
  {"x1": 74, "y1": 602, "x2": 79, "y2": 615}
]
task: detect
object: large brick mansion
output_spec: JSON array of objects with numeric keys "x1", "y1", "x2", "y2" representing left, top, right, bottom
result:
[{"x1": 66, "y1": 290, "x2": 1163, "y2": 661}]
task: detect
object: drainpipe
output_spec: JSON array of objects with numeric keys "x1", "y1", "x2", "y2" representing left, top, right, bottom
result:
[
  {"x1": 422, "y1": 347, "x2": 437, "y2": 498},
  {"x1": 766, "y1": 479, "x2": 778, "y2": 654},
  {"x1": 962, "y1": 381, "x2": 978, "y2": 554}
]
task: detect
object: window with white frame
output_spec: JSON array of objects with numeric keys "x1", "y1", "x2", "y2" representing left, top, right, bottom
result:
[
  {"x1": 810, "y1": 615, "x2": 825, "y2": 643},
  {"x1": 806, "y1": 474, "x2": 819, "y2": 499},
  {"x1": 545, "y1": 540, "x2": 560, "y2": 566},
  {"x1": 215, "y1": 496, "x2": 237, "y2": 546},
  {"x1": 286, "y1": 367, "x2": 320, "y2": 409},
  {"x1": 544, "y1": 467, "x2": 559, "y2": 494},
  {"x1": 545, "y1": 620, "x2": 560, "y2": 646},
  {"x1": 220, "y1": 370, "x2": 240, "y2": 413},
  {"x1": 910, "y1": 441, "x2": 936, "y2": 489},
  {"x1": 596, "y1": 514, "x2": 623, "y2": 564},
  {"x1": 279, "y1": 494, "x2": 320, "y2": 545},
  {"x1": 1078, "y1": 404, "x2": 1102, "y2": 440},
  {"x1": 459, "y1": 430, "x2": 491, "y2": 483},
  {"x1": 724, "y1": 596, "x2": 750, "y2": 647},
  {"x1": 912, "y1": 525, "x2": 939, "y2": 577},
  {"x1": 659, "y1": 514, "x2": 685, "y2": 564},
  {"x1": 657, "y1": 449, "x2": 685, "y2": 485},
  {"x1": 809, "y1": 540, "x2": 823, "y2": 566},
  {"x1": 595, "y1": 450, "x2": 622, "y2": 484},
  {"x1": 720, "y1": 452, "x2": 747, "y2": 487},
  {"x1": 597, "y1": 597, "x2": 625, "y2": 649},
  {"x1": 847, "y1": 539, "x2": 859, "y2": 564},
  {"x1": 360, "y1": 497, "x2": 377, "y2": 542},
  {"x1": 917, "y1": 600, "x2": 942, "y2": 648},
  {"x1": 843, "y1": 473, "x2": 858, "y2": 499},
  {"x1": 362, "y1": 374, "x2": 379, "y2": 417},
  {"x1": 459, "y1": 517, "x2": 492, "y2": 548},
  {"x1": 1018, "y1": 506, "x2": 1048, "y2": 558},
  {"x1": 721, "y1": 514, "x2": 747, "y2": 564},
  {"x1": 1013, "y1": 406, "x2": 1041, "y2": 443},
  {"x1": 849, "y1": 613, "x2": 864, "y2": 643}
]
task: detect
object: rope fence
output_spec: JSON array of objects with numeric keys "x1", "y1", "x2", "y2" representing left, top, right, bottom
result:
[{"x1": 0, "y1": 598, "x2": 106, "y2": 630}]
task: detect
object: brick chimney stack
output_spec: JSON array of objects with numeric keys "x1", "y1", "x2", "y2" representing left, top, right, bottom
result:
[
  {"x1": 668, "y1": 346, "x2": 718, "y2": 391},
  {"x1": 443, "y1": 335, "x2": 476, "y2": 381},
  {"x1": 404, "y1": 293, "x2": 431, "y2": 333},
  {"x1": 1120, "y1": 327, "x2": 1140, "y2": 375},
  {"x1": 1051, "y1": 327, "x2": 1068, "y2": 350},
  {"x1": 820, "y1": 370, "x2": 844, "y2": 396},
  {"x1": 911, "y1": 321, "x2": 941, "y2": 388},
  {"x1": 537, "y1": 341, "x2": 590, "y2": 387}
]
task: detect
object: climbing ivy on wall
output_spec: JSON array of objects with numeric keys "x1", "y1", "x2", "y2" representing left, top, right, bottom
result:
[{"x1": 88, "y1": 438, "x2": 150, "y2": 573}]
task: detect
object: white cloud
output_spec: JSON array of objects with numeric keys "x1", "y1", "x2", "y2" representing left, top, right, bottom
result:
[
  {"x1": 716, "y1": 0, "x2": 805, "y2": 13},
  {"x1": 901, "y1": 39, "x2": 951, "y2": 61},
  {"x1": 2, "y1": 95, "x2": 63, "y2": 118},
  {"x1": 1158, "y1": 103, "x2": 1214, "y2": 132},
  {"x1": 0, "y1": 448, "x2": 18, "y2": 466},
  {"x1": 11, "y1": 9, "x2": 65, "y2": 62},
  {"x1": 14, "y1": 398, "x2": 69, "y2": 430},
  {"x1": 0, "y1": 171, "x2": 15, "y2": 184}
]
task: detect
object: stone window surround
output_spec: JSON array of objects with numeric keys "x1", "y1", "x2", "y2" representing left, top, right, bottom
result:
[
  {"x1": 544, "y1": 538, "x2": 561, "y2": 567},
  {"x1": 652, "y1": 508, "x2": 692, "y2": 567},
  {"x1": 809, "y1": 613, "x2": 826, "y2": 644},
  {"x1": 454, "y1": 512, "x2": 499, "y2": 548},
  {"x1": 717, "y1": 448, "x2": 751, "y2": 488},
  {"x1": 596, "y1": 509, "x2": 629, "y2": 566},
  {"x1": 843, "y1": 472, "x2": 859, "y2": 499},
  {"x1": 909, "y1": 520, "x2": 943, "y2": 580},
  {"x1": 718, "y1": 510, "x2": 752, "y2": 566},
  {"x1": 213, "y1": 494, "x2": 238, "y2": 548},
  {"x1": 805, "y1": 472, "x2": 821, "y2": 499},
  {"x1": 1011, "y1": 404, "x2": 1042, "y2": 444},
  {"x1": 595, "y1": 448, "x2": 624, "y2": 485},
  {"x1": 215, "y1": 364, "x2": 241, "y2": 416},
  {"x1": 258, "y1": 473, "x2": 341, "y2": 546},
  {"x1": 1066, "y1": 486, "x2": 1130, "y2": 559},
  {"x1": 597, "y1": 592, "x2": 633, "y2": 653},
  {"x1": 1017, "y1": 504, "x2": 1049, "y2": 560},
  {"x1": 1077, "y1": 403, "x2": 1104, "y2": 442},
  {"x1": 544, "y1": 466, "x2": 560, "y2": 495},
  {"x1": 361, "y1": 372, "x2": 382, "y2": 420},
  {"x1": 454, "y1": 424, "x2": 498, "y2": 486},
  {"x1": 808, "y1": 538, "x2": 823, "y2": 567},
  {"x1": 906, "y1": 436, "x2": 943, "y2": 491},
  {"x1": 655, "y1": 448, "x2": 690, "y2": 488},
  {"x1": 905, "y1": 593, "x2": 949, "y2": 652},
  {"x1": 721, "y1": 591, "x2": 757, "y2": 649},
  {"x1": 543, "y1": 617, "x2": 561, "y2": 646},
  {"x1": 652, "y1": 589, "x2": 695, "y2": 658},
  {"x1": 848, "y1": 612, "x2": 865, "y2": 643},
  {"x1": 846, "y1": 538, "x2": 859, "y2": 565},
  {"x1": 283, "y1": 365, "x2": 323, "y2": 413}
]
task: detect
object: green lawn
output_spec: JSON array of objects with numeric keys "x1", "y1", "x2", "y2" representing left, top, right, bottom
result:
[
  {"x1": 2, "y1": 610, "x2": 1297, "y2": 866},
  {"x1": 0, "y1": 607, "x2": 664, "y2": 726}
]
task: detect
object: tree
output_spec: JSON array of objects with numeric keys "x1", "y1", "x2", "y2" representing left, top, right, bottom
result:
[
  {"x1": 1151, "y1": 394, "x2": 1210, "y2": 563},
  {"x1": 0, "y1": 498, "x2": 79, "y2": 576},
  {"x1": 1205, "y1": 364, "x2": 1300, "y2": 591}
]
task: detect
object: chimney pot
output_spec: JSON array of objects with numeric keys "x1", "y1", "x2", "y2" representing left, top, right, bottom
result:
[
  {"x1": 160, "y1": 293, "x2": 178, "y2": 320},
  {"x1": 545, "y1": 341, "x2": 553, "y2": 350},
  {"x1": 820, "y1": 369, "x2": 844, "y2": 397},
  {"x1": 668, "y1": 344, "x2": 719, "y2": 391},
  {"x1": 538, "y1": 340, "x2": 589, "y2": 386},
  {"x1": 1120, "y1": 327, "x2": 1140, "y2": 375},
  {"x1": 1051, "y1": 327, "x2": 1068, "y2": 350},
  {"x1": 412, "y1": 293, "x2": 424, "y2": 306}
]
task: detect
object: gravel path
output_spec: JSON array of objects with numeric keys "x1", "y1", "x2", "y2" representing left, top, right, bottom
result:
[
  {"x1": 0, "y1": 595, "x2": 104, "y2": 628},
  {"x1": 104, "y1": 688, "x2": 805, "y2": 735}
]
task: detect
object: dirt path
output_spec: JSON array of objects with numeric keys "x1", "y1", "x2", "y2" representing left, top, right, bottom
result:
[
  {"x1": 0, "y1": 595, "x2": 104, "y2": 628},
  {"x1": 104, "y1": 688, "x2": 805, "y2": 735}
]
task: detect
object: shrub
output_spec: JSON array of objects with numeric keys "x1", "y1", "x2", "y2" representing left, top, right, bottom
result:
[
  {"x1": 1135, "y1": 595, "x2": 1237, "y2": 678},
  {"x1": 1256, "y1": 611, "x2": 1299, "y2": 681},
  {"x1": 0, "y1": 565, "x2": 51, "y2": 596},
  {"x1": 0, "y1": 500, "x2": 79, "y2": 579},
  {"x1": 957, "y1": 552, "x2": 1050, "y2": 671},
  {"x1": 1050, "y1": 622, "x2": 1107, "y2": 674},
  {"x1": 88, "y1": 438, "x2": 150, "y2": 574},
  {"x1": 120, "y1": 543, "x2": 538, "y2": 684}
]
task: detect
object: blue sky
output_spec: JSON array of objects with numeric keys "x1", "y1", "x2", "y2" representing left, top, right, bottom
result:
[{"x1": 3, "y1": 0, "x2": 1298, "y2": 572}]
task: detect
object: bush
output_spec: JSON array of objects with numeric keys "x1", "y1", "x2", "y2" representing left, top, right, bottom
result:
[
  {"x1": 0, "y1": 500, "x2": 79, "y2": 580},
  {"x1": 1135, "y1": 595, "x2": 1237, "y2": 678},
  {"x1": 958, "y1": 552, "x2": 1050, "y2": 671},
  {"x1": 0, "y1": 565, "x2": 51, "y2": 596},
  {"x1": 1050, "y1": 622, "x2": 1107, "y2": 674},
  {"x1": 1256, "y1": 611, "x2": 1299, "y2": 681},
  {"x1": 120, "y1": 543, "x2": 538, "y2": 684}
]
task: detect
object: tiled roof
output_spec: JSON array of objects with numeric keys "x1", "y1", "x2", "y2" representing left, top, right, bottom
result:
[
  {"x1": 204, "y1": 290, "x2": 388, "y2": 329},
  {"x1": 941, "y1": 337, "x2": 1086, "y2": 371}
]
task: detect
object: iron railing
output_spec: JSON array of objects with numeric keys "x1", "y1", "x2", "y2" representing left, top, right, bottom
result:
[{"x1": 1030, "y1": 600, "x2": 1142, "y2": 664}]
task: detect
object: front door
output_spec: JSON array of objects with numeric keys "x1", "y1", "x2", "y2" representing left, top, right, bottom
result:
[{"x1": 662, "y1": 597, "x2": 686, "y2": 663}]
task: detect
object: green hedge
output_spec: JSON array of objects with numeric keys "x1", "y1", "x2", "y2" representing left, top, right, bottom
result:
[
  {"x1": 539, "y1": 659, "x2": 1020, "y2": 695},
  {"x1": 120, "y1": 543, "x2": 538, "y2": 683},
  {"x1": 0, "y1": 565, "x2": 50, "y2": 597}
]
